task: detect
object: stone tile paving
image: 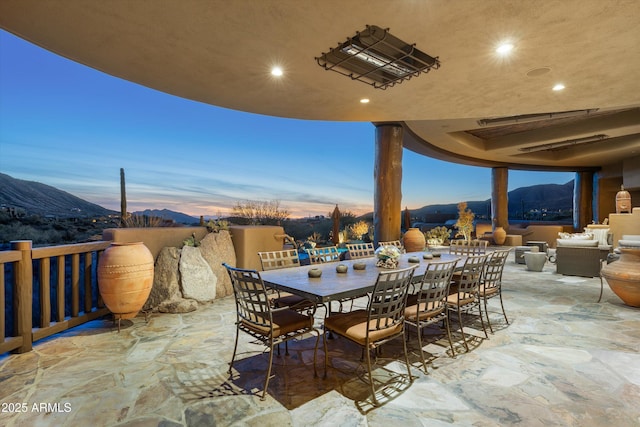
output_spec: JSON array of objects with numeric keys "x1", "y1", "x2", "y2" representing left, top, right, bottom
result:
[{"x1": 1, "y1": 256, "x2": 639, "y2": 426}]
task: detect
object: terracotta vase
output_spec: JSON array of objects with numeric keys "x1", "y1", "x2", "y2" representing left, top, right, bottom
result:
[
  {"x1": 493, "y1": 226, "x2": 507, "y2": 245},
  {"x1": 403, "y1": 228, "x2": 426, "y2": 252},
  {"x1": 98, "y1": 242, "x2": 154, "y2": 320},
  {"x1": 601, "y1": 248, "x2": 640, "y2": 307}
]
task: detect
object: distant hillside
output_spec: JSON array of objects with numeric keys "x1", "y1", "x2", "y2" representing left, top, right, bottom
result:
[
  {"x1": 507, "y1": 181, "x2": 573, "y2": 212},
  {"x1": 134, "y1": 209, "x2": 198, "y2": 225},
  {"x1": 410, "y1": 181, "x2": 574, "y2": 221},
  {"x1": 0, "y1": 173, "x2": 116, "y2": 217}
]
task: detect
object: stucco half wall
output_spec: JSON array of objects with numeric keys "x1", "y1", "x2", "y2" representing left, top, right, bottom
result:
[
  {"x1": 102, "y1": 227, "x2": 208, "y2": 260},
  {"x1": 103, "y1": 225, "x2": 289, "y2": 270},
  {"x1": 228, "y1": 225, "x2": 286, "y2": 271}
]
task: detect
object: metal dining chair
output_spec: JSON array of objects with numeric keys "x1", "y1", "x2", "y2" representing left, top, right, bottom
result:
[
  {"x1": 305, "y1": 246, "x2": 341, "y2": 264},
  {"x1": 446, "y1": 253, "x2": 489, "y2": 353},
  {"x1": 378, "y1": 240, "x2": 405, "y2": 253},
  {"x1": 223, "y1": 263, "x2": 326, "y2": 400},
  {"x1": 449, "y1": 239, "x2": 488, "y2": 255},
  {"x1": 324, "y1": 265, "x2": 417, "y2": 406},
  {"x1": 258, "y1": 249, "x2": 317, "y2": 314},
  {"x1": 345, "y1": 242, "x2": 376, "y2": 259},
  {"x1": 404, "y1": 259, "x2": 458, "y2": 372},
  {"x1": 478, "y1": 249, "x2": 511, "y2": 333}
]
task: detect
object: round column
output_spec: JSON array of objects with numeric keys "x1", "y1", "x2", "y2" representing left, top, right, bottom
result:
[
  {"x1": 573, "y1": 171, "x2": 594, "y2": 230},
  {"x1": 491, "y1": 167, "x2": 509, "y2": 231},
  {"x1": 374, "y1": 124, "x2": 403, "y2": 246}
]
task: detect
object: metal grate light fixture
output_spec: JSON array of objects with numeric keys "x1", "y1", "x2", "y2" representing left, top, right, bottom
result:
[{"x1": 316, "y1": 25, "x2": 440, "y2": 90}]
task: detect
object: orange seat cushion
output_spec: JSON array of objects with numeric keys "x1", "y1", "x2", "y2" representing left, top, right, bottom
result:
[
  {"x1": 404, "y1": 302, "x2": 444, "y2": 321},
  {"x1": 324, "y1": 310, "x2": 402, "y2": 347},
  {"x1": 446, "y1": 293, "x2": 475, "y2": 307},
  {"x1": 242, "y1": 309, "x2": 313, "y2": 337},
  {"x1": 478, "y1": 284, "x2": 499, "y2": 297}
]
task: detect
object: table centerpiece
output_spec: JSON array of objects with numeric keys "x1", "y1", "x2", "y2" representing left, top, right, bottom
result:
[{"x1": 375, "y1": 245, "x2": 402, "y2": 269}]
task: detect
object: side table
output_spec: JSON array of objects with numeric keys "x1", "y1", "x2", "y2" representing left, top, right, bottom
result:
[
  {"x1": 515, "y1": 246, "x2": 532, "y2": 264},
  {"x1": 526, "y1": 241, "x2": 549, "y2": 253}
]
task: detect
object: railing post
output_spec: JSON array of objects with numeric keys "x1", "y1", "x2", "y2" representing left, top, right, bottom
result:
[{"x1": 11, "y1": 240, "x2": 33, "y2": 353}]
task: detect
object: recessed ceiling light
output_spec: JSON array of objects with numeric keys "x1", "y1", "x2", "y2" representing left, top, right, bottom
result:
[
  {"x1": 496, "y1": 43, "x2": 513, "y2": 55},
  {"x1": 360, "y1": 98, "x2": 370, "y2": 104},
  {"x1": 271, "y1": 66, "x2": 283, "y2": 77},
  {"x1": 553, "y1": 83, "x2": 565, "y2": 91}
]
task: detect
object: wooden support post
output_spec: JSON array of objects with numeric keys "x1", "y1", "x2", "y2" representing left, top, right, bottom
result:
[
  {"x1": 12, "y1": 240, "x2": 33, "y2": 353},
  {"x1": 374, "y1": 124, "x2": 403, "y2": 245},
  {"x1": 491, "y1": 167, "x2": 509, "y2": 231},
  {"x1": 574, "y1": 171, "x2": 594, "y2": 231}
]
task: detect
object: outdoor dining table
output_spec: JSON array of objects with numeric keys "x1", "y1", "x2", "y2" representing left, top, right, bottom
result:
[{"x1": 260, "y1": 251, "x2": 465, "y2": 306}]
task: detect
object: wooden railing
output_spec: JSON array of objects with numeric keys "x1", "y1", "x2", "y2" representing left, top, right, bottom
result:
[{"x1": 1, "y1": 240, "x2": 111, "y2": 354}]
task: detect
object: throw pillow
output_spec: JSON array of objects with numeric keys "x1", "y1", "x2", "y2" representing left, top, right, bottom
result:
[{"x1": 584, "y1": 228, "x2": 609, "y2": 246}]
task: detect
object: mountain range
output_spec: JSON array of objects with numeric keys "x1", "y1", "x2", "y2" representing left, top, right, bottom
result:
[
  {"x1": 410, "y1": 181, "x2": 574, "y2": 219},
  {"x1": 134, "y1": 209, "x2": 200, "y2": 225},
  {"x1": 0, "y1": 173, "x2": 116, "y2": 217},
  {"x1": 0, "y1": 172, "x2": 573, "y2": 223}
]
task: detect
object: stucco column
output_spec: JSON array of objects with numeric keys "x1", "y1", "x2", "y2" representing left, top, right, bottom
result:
[
  {"x1": 491, "y1": 167, "x2": 509, "y2": 231},
  {"x1": 573, "y1": 171, "x2": 594, "y2": 230},
  {"x1": 374, "y1": 124, "x2": 403, "y2": 245}
]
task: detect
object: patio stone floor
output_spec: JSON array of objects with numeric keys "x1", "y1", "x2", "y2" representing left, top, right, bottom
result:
[{"x1": 1, "y1": 253, "x2": 639, "y2": 426}]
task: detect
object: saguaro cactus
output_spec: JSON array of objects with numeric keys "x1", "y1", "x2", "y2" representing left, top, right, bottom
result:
[{"x1": 120, "y1": 168, "x2": 127, "y2": 227}]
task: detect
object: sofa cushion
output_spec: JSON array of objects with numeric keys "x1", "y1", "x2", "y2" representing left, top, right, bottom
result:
[
  {"x1": 618, "y1": 239, "x2": 640, "y2": 248},
  {"x1": 621, "y1": 235, "x2": 640, "y2": 241},
  {"x1": 584, "y1": 227, "x2": 610, "y2": 246},
  {"x1": 558, "y1": 232, "x2": 594, "y2": 240},
  {"x1": 556, "y1": 239, "x2": 599, "y2": 247}
]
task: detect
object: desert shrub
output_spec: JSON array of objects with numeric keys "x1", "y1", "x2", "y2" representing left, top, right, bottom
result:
[
  {"x1": 424, "y1": 226, "x2": 450, "y2": 244},
  {"x1": 232, "y1": 200, "x2": 290, "y2": 225},
  {"x1": 339, "y1": 210, "x2": 358, "y2": 229},
  {"x1": 454, "y1": 202, "x2": 475, "y2": 241},
  {"x1": 122, "y1": 214, "x2": 163, "y2": 228},
  {"x1": 348, "y1": 220, "x2": 370, "y2": 240},
  {"x1": 282, "y1": 220, "x2": 314, "y2": 242}
]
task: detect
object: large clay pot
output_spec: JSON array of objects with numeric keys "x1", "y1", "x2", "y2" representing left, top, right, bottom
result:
[
  {"x1": 98, "y1": 242, "x2": 154, "y2": 319},
  {"x1": 493, "y1": 226, "x2": 507, "y2": 245},
  {"x1": 601, "y1": 248, "x2": 640, "y2": 307},
  {"x1": 403, "y1": 228, "x2": 426, "y2": 252}
]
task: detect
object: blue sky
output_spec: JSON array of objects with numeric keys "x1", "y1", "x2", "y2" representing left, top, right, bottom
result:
[{"x1": 0, "y1": 31, "x2": 573, "y2": 218}]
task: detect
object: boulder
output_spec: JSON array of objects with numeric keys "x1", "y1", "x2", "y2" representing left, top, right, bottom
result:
[
  {"x1": 199, "y1": 230, "x2": 236, "y2": 298},
  {"x1": 144, "y1": 247, "x2": 181, "y2": 311},
  {"x1": 180, "y1": 246, "x2": 217, "y2": 302}
]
